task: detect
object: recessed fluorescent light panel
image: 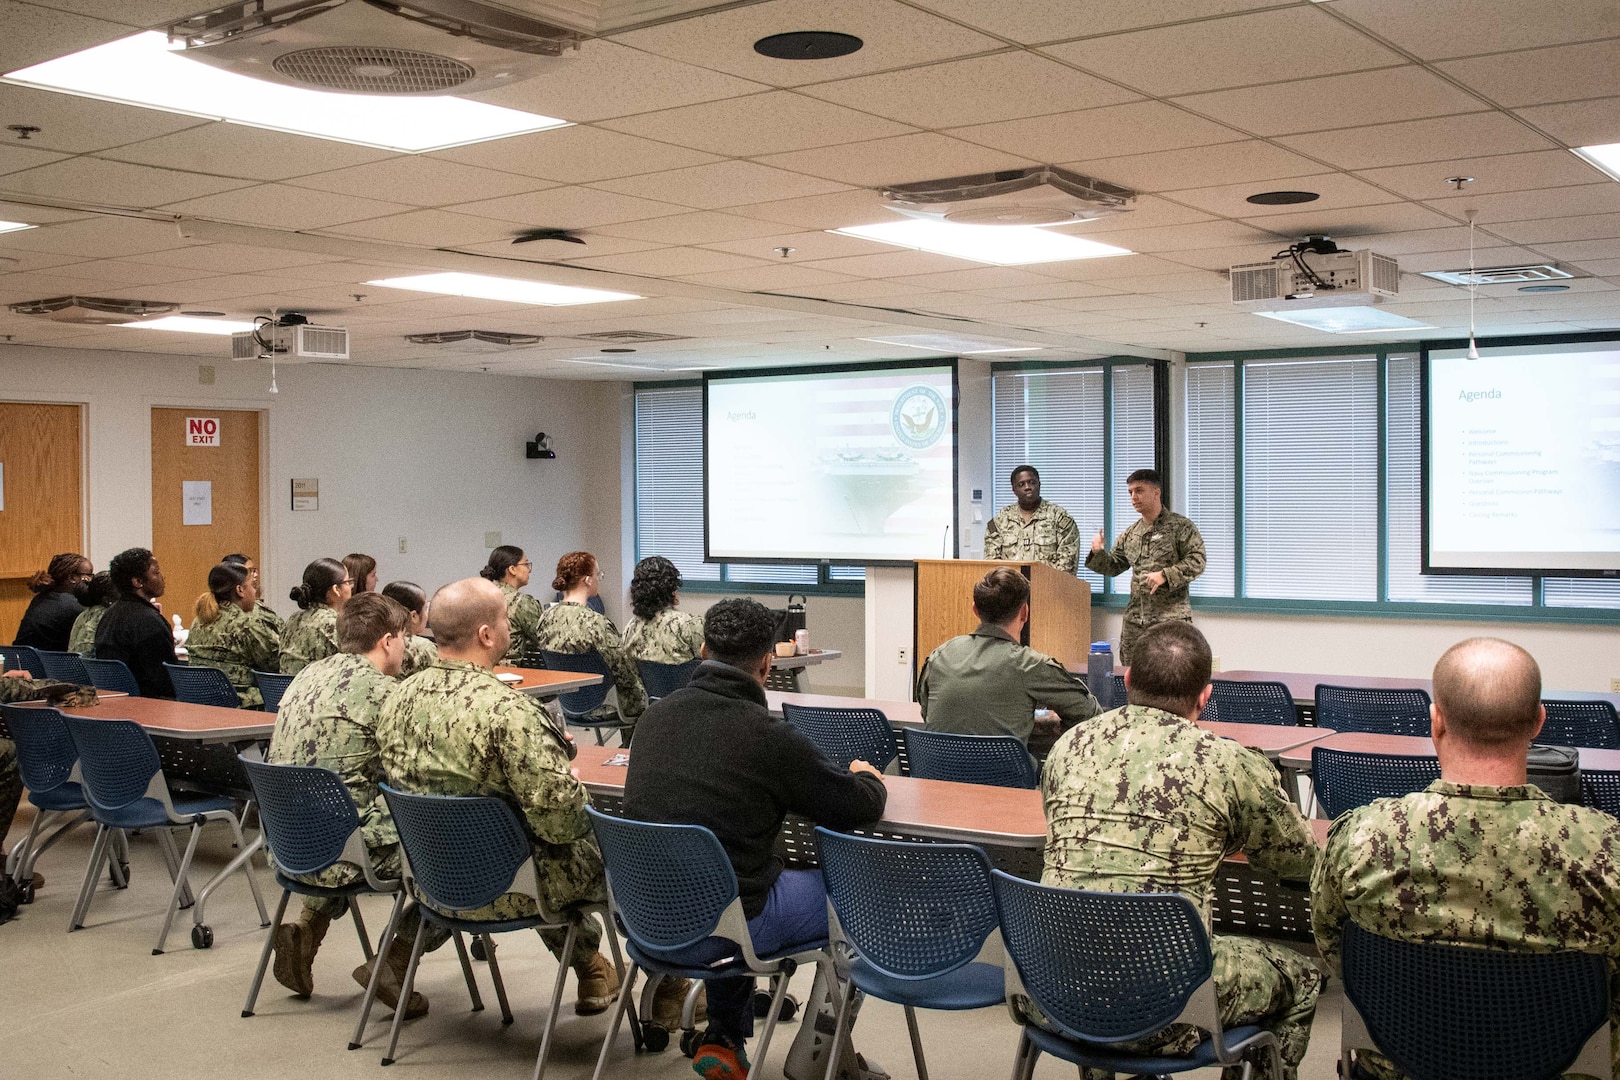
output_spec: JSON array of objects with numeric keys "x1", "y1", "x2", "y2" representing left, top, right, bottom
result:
[
  {"x1": 4, "y1": 32, "x2": 569, "y2": 153},
  {"x1": 366, "y1": 272, "x2": 641, "y2": 307},
  {"x1": 861, "y1": 333, "x2": 1041, "y2": 355},
  {"x1": 1574, "y1": 143, "x2": 1620, "y2": 183},
  {"x1": 833, "y1": 219, "x2": 1132, "y2": 266},
  {"x1": 0, "y1": 220, "x2": 36, "y2": 234},
  {"x1": 120, "y1": 315, "x2": 257, "y2": 335},
  {"x1": 1255, "y1": 307, "x2": 1433, "y2": 334}
]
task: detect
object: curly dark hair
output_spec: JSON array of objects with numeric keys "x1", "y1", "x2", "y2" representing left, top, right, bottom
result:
[
  {"x1": 29, "y1": 552, "x2": 87, "y2": 594},
  {"x1": 629, "y1": 556, "x2": 682, "y2": 621},
  {"x1": 109, "y1": 548, "x2": 155, "y2": 599},
  {"x1": 702, "y1": 598, "x2": 777, "y2": 669}
]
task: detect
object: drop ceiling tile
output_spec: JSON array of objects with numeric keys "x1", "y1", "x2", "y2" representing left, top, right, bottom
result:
[
  {"x1": 793, "y1": 248, "x2": 980, "y2": 278},
  {"x1": 449, "y1": 185, "x2": 685, "y2": 228},
  {"x1": 1165, "y1": 172, "x2": 1402, "y2": 217},
  {"x1": 1174, "y1": 68, "x2": 1487, "y2": 136},
  {"x1": 1060, "y1": 196, "x2": 1215, "y2": 235},
  {"x1": 1023, "y1": 252, "x2": 1196, "y2": 281},
  {"x1": 1242, "y1": 200, "x2": 1460, "y2": 235},
  {"x1": 469, "y1": 38, "x2": 768, "y2": 122},
  {"x1": 457, "y1": 232, "x2": 666, "y2": 260},
  {"x1": 600, "y1": 92, "x2": 916, "y2": 157},
  {"x1": 890, "y1": 266, "x2": 1065, "y2": 291},
  {"x1": 1328, "y1": 0, "x2": 1620, "y2": 60},
  {"x1": 1337, "y1": 227, "x2": 1479, "y2": 254},
  {"x1": 1490, "y1": 213, "x2": 1620, "y2": 245},
  {"x1": 1439, "y1": 42, "x2": 1620, "y2": 110},
  {"x1": 0, "y1": 215, "x2": 196, "y2": 258},
  {"x1": 319, "y1": 209, "x2": 526, "y2": 247},
  {"x1": 1426, "y1": 183, "x2": 1620, "y2": 225},
  {"x1": 698, "y1": 229, "x2": 893, "y2": 262},
  {"x1": 0, "y1": 141, "x2": 67, "y2": 177},
  {"x1": 1042, "y1": 7, "x2": 1403, "y2": 97},
  {"x1": 55, "y1": 258, "x2": 215, "y2": 286},
  {"x1": 678, "y1": 262, "x2": 866, "y2": 291},
  {"x1": 1064, "y1": 140, "x2": 1325, "y2": 193},
  {"x1": 102, "y1": 122, "x2": 395, "y2": 181},
  {"x1": 593, "y1": 210, "x2": 794, "y2": 244},
  {"x1": 976, "y1": 281, "x2": 1121, "y2": 301},
  {"x1": 590, "y1": 160, "x2": 848, "y2": 211},
  {"x1": 797, "y1": 51, "x2": 1139, "y2": 129},
  {"x1": 609, "y1": 0, "x2": 1004, "y2": 88},
  {"x1": 1, "y1": 156, "x2": 251, "y2": 207},
  {"x1": 1512, "y1": 98, "x2": 1620, "y2": 148},
  {"x1": 435, "y1": 125, "x2": 721, "y2": 184},
  {"x1": 567, "y1": 246, "x2": 769, "y2": 277},
  {"x1": 0, "y1": 3, "x2": 129, "y2": 73},
  {"x1": 770, "y1": 279, "x2": 940, "y2": 301},
  {"x1": 1275, "y1": 113, "x2": 1558, "y2": 170},
  {"x1": 1355, "y1": 150, "x2": 1609, "y2": 201},
  {"x1": 950, "y1": 101, "x2": 1245, "y2": 162},
  {"x1": 906, "y1": 0, "x2": 1291, "y2": 45},
  {"x1": 756, "y1": 133, "x2": 1039, "y2": 188},
  {"x1": 1089, "y1": 220, "x2": 1282, "y2": 253},
  {"x1": 288, "y1": 157, "x2": 554, "y2": 207},
  {"x1": 0, "y1": 83, "x2": 212, "y2": 155},
  {"x1": 1530, "y1": 238, "x2": 1620, "y2": 263},
  {"x1": 728, "y1": 188, "x2": 895, "y2": 230},
  {"x1": 1156, "y1": 241, "x2": 1294, "y2": 270},
  {"x1": 163, "y1": 183, "x2": 410, "y2": 229}
]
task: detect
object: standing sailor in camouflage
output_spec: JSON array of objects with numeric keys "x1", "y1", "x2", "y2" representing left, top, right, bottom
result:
[
  {"x1": 480, "y1": 544, "x2": 543, "y2": 664},
  {"x1": 983, "y1": 465, "x2": 1080, "y2": 572},
  {"x1": 266, "y1": 593, "x2": 442, "y2": 1017},
  {"x1": 187, "y1": 562, "x2": 281, "y2": 708},
  {"x1": 279, "y1": 557, "x2": 352, "y2": 675},
  {"x1": 539, "y1": 551, "x2": 647, "y2": 744},
  {"x1": 1087, "y1": 467, "x2": 1206, "y2": 665},
  {"x1": 377, "y1": 577, "x2": 626, "y2": 1016},
  {"x1": 622, "y1": 556, "x2": 704, "y2": 666},
  {"x1": 1042, "y1": 622, "x2": 1320, "y2": 1080},
  {"x1": 1313, "y1": 637, "x2": 1620, "y2": 1080},
  {"x1": 381, "y1": 581, "x2": 437, "y2": 678}
]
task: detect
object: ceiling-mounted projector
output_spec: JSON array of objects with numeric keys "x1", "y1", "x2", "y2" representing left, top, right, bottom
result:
[
  {"x1": 880, "y1": 166, "x2": 1135, "y2": 226},
  {"x1": 169, "y1": 0, "x2": 583, "y2": 96},
  {"x1": 1230, "y1": 237, "x2": 1400, "y2": 311},
  {"x1": 232, "y1": 313, "x2": 349, "y2": 361}
]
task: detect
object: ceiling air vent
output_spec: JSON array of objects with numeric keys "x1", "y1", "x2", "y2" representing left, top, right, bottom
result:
[
  {"x1": 8, "y1": 296, "x2": 178, "y2": 324},
  {"x1": 1421, "y1": 264, "x2": 1576, "y2": 286},
  {"x1": 405, "y1": 329, "x2": 542, "y2": 346},
  {"x1": 572, "y1": 330, "x2": 693, "y2": 343},
  {"x1": 882, "y1": 166, "x2": 1135, "y2": 226}
]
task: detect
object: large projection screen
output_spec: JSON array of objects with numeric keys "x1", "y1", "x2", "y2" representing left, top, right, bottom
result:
[
  {"x1": 705, "y1": 361, "x2": 958, "y2": 564},
  {"x1": 1424, "y1": 335, "x2": 1620, "y2": 577}
]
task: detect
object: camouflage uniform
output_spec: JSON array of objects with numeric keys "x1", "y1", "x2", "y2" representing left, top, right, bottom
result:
[
  {"x1": 1085, "y1": 510, "x2": 1206, "y2": 665},
  {"x1": 621, "y1": 607, "x2": 704, "y2": 665},
  {"x1": 279, "y1": 605, "x2": 339, "y2": 675},
  {"x1": 1313, "y1": 780, "x2": 1620, "y2": 1080},
  {"x1": 252, "y1": 600, "x2": 285, "y2": 637},
  {"x1": 377, "y1": 657, "x2": 606, "y2": 966},
  {"x1": 186, "y1": 602, "x2": 281, "y2": 708},
  {"x1": 1043, "y1": 704, "x2": 1321, "y2": 1080},
  {"x1": 983, "y1": 499, "x2": 1080, "y2": 572},
  {"x1": 67, "y1": 604, "x2": 109, "y2": 657},
  {"x1": 400, "y1": 634, "x2": 438, "y2": 679},
  {"x1": 498, "y1": 582, "x2": 543, "y2": 664},
  {"x1": 537, "y1": 601, "x2": 647, "y2": 725}
]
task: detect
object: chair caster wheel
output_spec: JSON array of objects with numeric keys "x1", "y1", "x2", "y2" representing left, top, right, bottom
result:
[
  {"x1": 642, "y1": 1024, "x2": 669, "y2": 1052},
  {"x1": 680, "y1": 1028, "x2": 701, "y2": 1058},
  {"x1": 755, "y1": 991, "x2": 798, "y2": 1021},
  {"x1": 191, "y1": 924, "x2": 214, "y2": 949},
  {"x1": 470, "y1": 937, "x2": 487, "y2": 961},
  {"x1": 20, "y1": 881, "x2": 36, "y2": 904}
]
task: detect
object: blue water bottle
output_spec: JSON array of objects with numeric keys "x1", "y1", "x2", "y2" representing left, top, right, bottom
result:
[{"x1": 1087, "y1": 641, "x2": 1115, "y2": 710}]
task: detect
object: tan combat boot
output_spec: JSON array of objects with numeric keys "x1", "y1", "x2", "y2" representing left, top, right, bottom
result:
[
  {"x1": 352, "y1": 934, "x2": 429, "y2": 1019},
  {"x1": 653, "y1": 977, "x2": 709, "y2": 1030},
  {"x1": 573, "y1": 951, "x2": 621, "y2": 1015},
  {"x1": 272, "y1": 906, "x2": 331, "y2": 997}
]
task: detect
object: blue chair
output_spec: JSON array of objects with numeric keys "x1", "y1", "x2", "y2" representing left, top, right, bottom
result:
[
  {"x1": 587, "y1": 807, "x2": 825, "y2": 1080},
  {"x1": 901, "y1": 728, "x2": 1038, "y2": 789},
  {"x1": 815, "y1": 829, "x2": 1002, "y2": 1080},
  {"x1": 1203, "y1": 680, "x2": 1298, "y2": 726},
  {"x1": 379, "y1": 784, "x2": 621, "y2": 1076},
  {"x1": 543, "y1": 649, "x2": 631, "y2": 745},
  {"x1": 992, "y1": 871, "x2": 1281, "y2": 1080},
  {"x1": 1580, "y1": 768, "x2": 1620, "y2": 817},
  {"x1": 780, "y1": 703, "x2": 898, "y2": 772},
  {"x1": 164, "y1": 661, "x2": 241, "y2": 709},
  {"x1": 239, "y1": 758, "x2": 404, "y2": 1046},
  {"x1": 1315, "y1": 685, "x2": 1432, "y2": 737},
  {"x1": 254, "y1": 670, "x2": 295, "y2": 713},
  {"x1": 1311, "y1": 748, "x2": 1441, "y2": 819},
  {"x1": 1339, "y1": 920, "x2": 1611, "y2": 1080},
  {"x1": 1, "y1": 704, "x2": 95, "y2": 900},
  {"x1": 62, "y1": 715, "x2": 266, "y2": 952},
  {"x1": 38, "y1": 650, "x2": 92, "y2": 686},
  {"x1": 1, "y1": 644, "x2": 48, "y2": 679},
  {"x1": 636, "y1": 657, "x2": 700, "y2": 701},
  {"x1": 82, "y1": 657, "x2": 141, "y2": 696},
  {"x1": 1541, "y1": 699, "x2": 1620, "y2": 749}
]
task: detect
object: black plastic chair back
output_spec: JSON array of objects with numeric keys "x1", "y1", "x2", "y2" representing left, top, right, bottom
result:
[
  {"x1": 780, "y1": 703, "x2": 897, "y2": 771},
  {"x1": 637, "y1": 657, "x2": 700, "y2": 701},
  {"x1": 540, "y1": 649, "x2": 614, "y2": 718},
  {"x1": 164, "y1": 662, "x2": 240, "y2": 709},
  {"x1": 902, "y1": 728, "x2": 1037, "y2": 788},
  {"x1": 1311, "y1": 748, "x2": 1441, "y2": 818},
  {"x1": 1, "y1": 644, "x2": 48, "y2": 679},
  {"x1": 254, "y1": 670, "x2": 295, "y2": 713},
  {"x1": 1, "y1": 704, "x2": 78, "y2": 796},
  {"x1": 1204, "y1": 680, "x2": 1297, "y2": 726},
  {"x1": 82, "y1": 658, "x2": 141, "y2": 696},
  {"x1": 38, "y1": 650, "x2": 92, "y2": 685},
  {"x1": 1541, "y1": 700, "x2": 1620, "y2": 750},
  {"x1": 1315, "y1": 685, "x2": 1432, "y2": 737},
  {"x1": 1581, "y1": 768, "x2": 1620, "y2": 817}
]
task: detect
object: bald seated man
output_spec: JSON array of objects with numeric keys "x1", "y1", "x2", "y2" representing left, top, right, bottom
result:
[{"x1": 1313, "y1": 637, "x2": 1620, "y2": 1080}]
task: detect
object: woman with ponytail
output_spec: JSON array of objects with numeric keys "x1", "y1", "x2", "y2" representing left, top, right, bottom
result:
[
  {"x1": 187, "y1": 562, "x2": 281, "y2": 707},
  {"x1": 479, "y1": 545, "x2": 542, "y2": 664},
  {"x1": 278, "y1": 558, "x2": 352, "y2": 675},
  {"x1": 14, "y1": 552, "x2": 92, "y2": 651},
  {"x1": 536, "y1": 551, "x2": 646, "y2": 744},
  {"x1": 382, "y1": 580, "x2": 437, "y2": 678}
]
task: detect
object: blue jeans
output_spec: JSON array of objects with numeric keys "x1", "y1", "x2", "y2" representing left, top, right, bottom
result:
[{"x1": 707, "y1": 870, "x2": 828, "y2": 1041}]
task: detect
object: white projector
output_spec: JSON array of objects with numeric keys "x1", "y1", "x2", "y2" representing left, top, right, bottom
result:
[
  {"x1": 1230, "y1": 246, "x2": 1399, "y2": 312},
  {"x1": 232, "y1": 323, "x2": 349, "y2": 361}
]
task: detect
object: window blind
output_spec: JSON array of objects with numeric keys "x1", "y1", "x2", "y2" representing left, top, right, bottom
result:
[
  {"x1": 1110, "y1": 363, "x2": 1158, "y2": 593},
  {"x1": 1184, "y1": 362, "x2": 1236, "y2": 597},
  {"x1": 634, "y1": 384, "x2": 720, "y2": 582}
]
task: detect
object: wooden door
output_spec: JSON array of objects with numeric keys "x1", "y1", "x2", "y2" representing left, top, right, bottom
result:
[
  {"x1": 0, "y1": 402, "x2": 84, "y2": 641},
  {"x1": 151, "y1": 408, "x2": 261, "y2": 624}
]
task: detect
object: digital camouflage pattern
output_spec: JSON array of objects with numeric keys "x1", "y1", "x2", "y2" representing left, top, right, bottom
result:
[
  {"x1": 1085, "y1": 509, "x2": 1206, "y2": 664},
  {"x1": 621, "y1": 607, "x2": 704, "y2": 665},
  {"x1": 252, "y1": 600, "x2": 285, "y2": 637},
  {"x1": 918, "y1": 624, "x2": 1099, "y2": 747},
  {"x1": 1043, "y1": 703, "x2": 1320, "y2": 1080},
  {"x1": 377, "y1": 657, "x2": 604, "y2": 965},
  {"x1": 982, "y1": 499, "x2": 1080, "y2": 572},
  {"x1": 187, "y1": 602, "x2": 281, "y2": 708},
  {"x1": 1313, "y1": 781, "x2": 1620, "y2": 1080},
  {"x1": 279, "y1": 604, "x2": 339, "y2": 675},
  {"x1": 67, "y1": 604, "x2": 108, "y2": 657},
  {"x1": 400, "y1": 634, "x2": 437, "y2": 679},
  {"x1": 498, "y1": 582, "x2": 543, "y2": 664},
  {"x1": 537, "y1": 602, "x2": 647, "y2": 722}
]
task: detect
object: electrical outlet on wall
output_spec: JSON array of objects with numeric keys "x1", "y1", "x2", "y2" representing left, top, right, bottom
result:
[
  {"x1": 898, "y1": 646, "x2": 909, "y2": 666},
  {"x1": 484, "y1": 531, "x2": 502, "y2": 548},
  {"x1": 1611, "y1": 677, "x2": 1620, "y2": 694},
  {"x1": 1211, "y1": 655, "x2": 1221, "y2": 672},
  {"x1": 398, "y1": 537, "x2": 408, "y2": 554}
]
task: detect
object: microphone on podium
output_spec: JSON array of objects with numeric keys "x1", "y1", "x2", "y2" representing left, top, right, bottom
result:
[{"x1": 941, "y1": 523, "x2": 951, "y2": 558}]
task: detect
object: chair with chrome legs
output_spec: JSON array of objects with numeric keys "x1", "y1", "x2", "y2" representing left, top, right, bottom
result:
[{"x1": 2, "y1": 704, "x2": 95, "y2": 902}]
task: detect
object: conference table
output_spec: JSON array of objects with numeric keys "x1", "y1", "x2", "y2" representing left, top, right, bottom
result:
[{"x1": 765, "y1": 648, "x2": 842, "y2": 692}]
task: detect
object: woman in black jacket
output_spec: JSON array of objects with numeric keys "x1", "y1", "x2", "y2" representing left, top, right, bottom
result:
[
  {"x1": 14, "y1": 552, "x2": 92, "y2": 652},
  {"x1": 94, "y1": 547, "x2": 177, "y2": 698}
]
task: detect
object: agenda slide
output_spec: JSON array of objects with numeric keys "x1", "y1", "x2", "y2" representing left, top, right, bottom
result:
[
  {"x1": 705, "y1": 361, "x2": 956, "y2": 563},
  {"x1": 1426, "y1": 338, "x2": 1620, "y2": 575}
]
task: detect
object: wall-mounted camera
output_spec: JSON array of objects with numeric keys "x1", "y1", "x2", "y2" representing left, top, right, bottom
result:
[{"x1": 526, "y1": 432, "x2": 556, "y2": 459}]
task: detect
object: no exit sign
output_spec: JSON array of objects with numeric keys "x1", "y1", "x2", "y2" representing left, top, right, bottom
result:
[{"x1": 187, "y1": 416, "x2": 221, "y2": 447}]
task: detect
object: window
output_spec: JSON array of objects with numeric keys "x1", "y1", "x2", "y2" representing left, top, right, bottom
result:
[
  {"x1": 633, "y1": 383, "x2": 861, "y2": 594},
  {"x1": 1184, "y1": 361, "x2": 1235, "y2": 597}
]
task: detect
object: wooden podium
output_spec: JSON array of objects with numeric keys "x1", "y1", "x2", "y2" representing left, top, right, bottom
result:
[{"x1": 914, "y1": 559, "x2": 1092, "y2": 673}]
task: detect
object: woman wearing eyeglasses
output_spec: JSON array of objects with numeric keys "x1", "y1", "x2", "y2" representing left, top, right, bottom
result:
[
  {"x1": 14, "y1": 552, "x2": 93, "y2": 653},
  {"x1": 480, "y1": 545, "x2": 542, "y2": 665},
  {"x1": 279, "y1": 558, "x2": 353, "y2": 675},
  {"x1": 222, "y1": 553, "x2": 284, "y2": 635}
]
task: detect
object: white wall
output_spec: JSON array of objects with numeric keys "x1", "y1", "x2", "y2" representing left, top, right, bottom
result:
[{"x1": 0, "y1": 343, "x2": 626, "y2": 623}]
